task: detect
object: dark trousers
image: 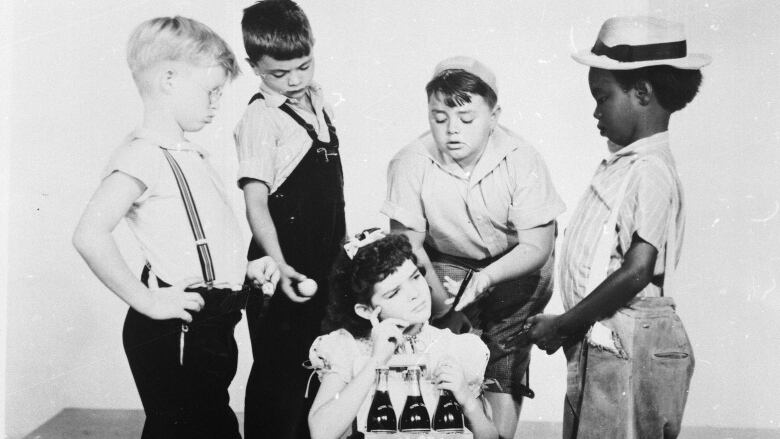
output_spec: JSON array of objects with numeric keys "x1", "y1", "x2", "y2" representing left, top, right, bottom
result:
[
  {"x1": 123, "y1": 276, "x2": 245, "y2": 439},
  {"x1": 243, "y1": 288, "x2": 326, "y2": 439}
]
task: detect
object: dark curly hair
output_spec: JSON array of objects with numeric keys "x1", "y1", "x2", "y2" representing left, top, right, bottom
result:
[
  {"x1": 323, "y1": 231, "x2": 423, "y2": 339},
  {"x1": 611, "y1": 65, "x2": 703, "y2": 113}
]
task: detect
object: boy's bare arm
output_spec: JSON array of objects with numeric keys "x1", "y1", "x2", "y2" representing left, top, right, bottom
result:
[
  {"x1": 528, "y1": 234, "x2": 657, "y2": 349},
  {"x1": 483, "y1": 222, "x2": 554, "y2": 285},
  {"x1": 444, "y1": 222, "x2": 555, "y2": 312},
  {"x1": 73, "y1": 171, "x2": 204, "y2": 321},
  {"x1": 559, "y1": 234, "x2": 657, "y2": 333},
  {"x1": 241, "y1": 179, "x2": 309, "y2": 302}
]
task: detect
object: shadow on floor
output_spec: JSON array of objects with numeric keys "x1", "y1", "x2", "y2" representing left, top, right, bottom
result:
[{"x1": 22, "y1": 408, "x2": 780, "y2": 439}]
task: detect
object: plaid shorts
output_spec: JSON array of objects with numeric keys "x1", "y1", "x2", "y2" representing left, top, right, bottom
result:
[{"x1": 431, "y1": 251, "x2": 554, "y2": 400}]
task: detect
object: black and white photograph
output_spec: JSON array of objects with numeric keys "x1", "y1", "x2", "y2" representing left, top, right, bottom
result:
[{"x1": 2, "y1": 1, "x2": 778, "y2": 438}]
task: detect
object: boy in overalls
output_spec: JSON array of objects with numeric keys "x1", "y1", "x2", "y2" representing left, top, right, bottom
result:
[
  {"x1": 234, "y1": 1, "x2": 346, "y2": 438},
  {"x1": 527, "y1": 16, "x2": 710, "y2": 438}
]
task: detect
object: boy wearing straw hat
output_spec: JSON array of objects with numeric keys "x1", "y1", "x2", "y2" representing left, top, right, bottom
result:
[{"x1": 526, "y1": 16, "x2": 710, "y2": 438}]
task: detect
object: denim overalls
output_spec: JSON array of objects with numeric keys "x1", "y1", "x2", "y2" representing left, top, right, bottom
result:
[{"x1": 243, "y1": 93, "x2": 346, "y2": 439}]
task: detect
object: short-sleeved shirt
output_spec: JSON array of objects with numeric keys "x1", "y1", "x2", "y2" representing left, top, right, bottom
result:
[
  {"x1": 234, "y1": 81, "x2": 334, "y2": 193},
  {"x1": 104, "y1": 128, "x2": 247, "y2": 289},
  {"x1": 308, "y1": 324, "x2": 489, "y2": 435},
  {"x1": 382, "y1": 126, "x2": 566, "y2": 260},
  {"x1": 560, "y1": 132, "x2": 685, "y2": 310}
]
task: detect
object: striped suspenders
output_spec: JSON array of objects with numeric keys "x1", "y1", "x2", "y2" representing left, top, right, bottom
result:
[
  {"x1": 160, "y1": 148, "x2": 215, "y2": 287},
  {"x1": 159, "y1": 147, "x2": 215, "y2": 365}
]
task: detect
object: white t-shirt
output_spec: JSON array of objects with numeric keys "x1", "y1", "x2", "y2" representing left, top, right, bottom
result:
[{"x1": 104, "y1": 128, "x2": 247, "y2": 289}]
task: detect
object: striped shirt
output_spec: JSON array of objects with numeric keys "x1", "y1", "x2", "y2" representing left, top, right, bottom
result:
[
  {"x1": 560, "y1": 132, "x2": 685, "y2": 310},
  {"x1": 234, "y1": 81, "x2": 333, "y2": 193}
]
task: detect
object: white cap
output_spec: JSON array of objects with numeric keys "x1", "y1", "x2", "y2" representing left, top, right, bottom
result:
[{"x1": 432, "y1": 56, "x2": 498, "y2": 94}]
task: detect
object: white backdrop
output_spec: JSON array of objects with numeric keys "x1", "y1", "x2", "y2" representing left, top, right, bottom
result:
[{"x1": 3, "y1": 1, "x2": 779, "y2": 437}]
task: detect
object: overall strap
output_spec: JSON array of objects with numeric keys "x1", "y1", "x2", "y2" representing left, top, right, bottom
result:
[
  {"x1": 160, "y1": 148, "x2": 215, "y2": 287},
  {"x1": 582, "y1": 160, "x2": 642, "y2": 355},
  {"x1": 322, "y1": 110, "x2": 336, "y2": 132},
  {"x1": 588, "y1": 156, "x2": 678, "y2": 295},
  {"x1": 584, "y1": 159, "x2": 641, "y2": 296},
  {"x1": 248, "y1": 92, "x2": 335, "y2": 144},
  {"x1": 277, "y1": 104, "x2": 319, "y2": 141}
]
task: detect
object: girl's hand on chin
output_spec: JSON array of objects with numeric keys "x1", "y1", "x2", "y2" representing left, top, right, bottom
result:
[{"x1": 368, "y1": 306, "x2": 409, "y2": 365}]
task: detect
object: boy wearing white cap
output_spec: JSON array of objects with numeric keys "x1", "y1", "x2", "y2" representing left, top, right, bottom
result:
[
  {"x1": 383, "y1": 56, "x2": 565, "y2": 438},
  {"x1": 527, "y1": 16, "x2": 710, "y2": 438}
]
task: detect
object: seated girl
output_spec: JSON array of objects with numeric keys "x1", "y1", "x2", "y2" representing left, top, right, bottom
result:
[{"x1": 307, "y1": 230, "x2": 498, "y2": 439}]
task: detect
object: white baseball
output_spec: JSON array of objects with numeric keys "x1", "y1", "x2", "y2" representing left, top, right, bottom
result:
[
  {"x1": 297, "y1": 278, "x2": 318, "y2": 296},
  {"x1": 261, "y1": 282, "x2": 275, "y2": 297}
]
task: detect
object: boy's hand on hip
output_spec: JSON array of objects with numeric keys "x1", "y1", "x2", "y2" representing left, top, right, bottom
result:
[
  {"x1": 278, "y1": 263, "x2": 311, "y2": 303},
  {"x1": 138, "y1": 277, "x2": 205, "y2": 322}
]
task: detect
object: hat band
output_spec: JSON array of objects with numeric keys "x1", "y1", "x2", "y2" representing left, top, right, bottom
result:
[{"x1": 592, "y1": 39, "x2": 687, "y2": 63}]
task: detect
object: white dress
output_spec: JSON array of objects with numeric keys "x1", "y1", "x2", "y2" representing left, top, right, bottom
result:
[{"x1": 309, "y1": 324, "x2": 490, "y2": 437}]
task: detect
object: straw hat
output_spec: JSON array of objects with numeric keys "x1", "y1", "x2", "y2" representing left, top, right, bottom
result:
[{"x1": 572, "y1": 16, "x2": 711, "y2": 70}]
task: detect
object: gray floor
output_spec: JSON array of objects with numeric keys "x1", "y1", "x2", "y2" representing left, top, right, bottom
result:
[{"x1": 23, "y1": 408, "x2": 780, "y2": 439}]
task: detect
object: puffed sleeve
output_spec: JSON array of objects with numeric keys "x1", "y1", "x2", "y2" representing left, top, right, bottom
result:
[
  {"x1": 234, "y1": 103, "x2": 278, "y2": 188},
  {"x1": 506, "y1": 141, "x2": 566, "y2": 230},
  {"x1": 308, "y1": 329, "x2": 360, "y2": 384},
  {"x1": 381, "y1": 143, "x2": 428, "y2": 232},
  {"x1": 453, "y1": 333, "x2": 490, "y2": 390}
]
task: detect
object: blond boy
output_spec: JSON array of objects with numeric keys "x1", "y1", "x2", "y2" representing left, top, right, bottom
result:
[{"x1": 73, "y1": 16, "x2": 278, "y2": 438}]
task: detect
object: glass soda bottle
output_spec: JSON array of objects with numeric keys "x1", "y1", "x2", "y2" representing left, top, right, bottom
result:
[
  {"x1": 398, "y1": 366, "x2": 430, "y2": 433},
  {"x1": 366, "y1": 367, "x2": 397, "y2": 433},
  {"x1": 432, "y1": 389, "x2": 464, "y2": 432}
]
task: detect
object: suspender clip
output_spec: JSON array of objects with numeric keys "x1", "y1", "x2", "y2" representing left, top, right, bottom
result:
[{"x1": 316, "y1": 147, "x2": 338, "y2": 163}]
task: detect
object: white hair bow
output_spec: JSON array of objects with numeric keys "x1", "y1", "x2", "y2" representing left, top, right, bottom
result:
[{"x1": 343, "y1": 229, "x2": 385, "y2": 259}]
